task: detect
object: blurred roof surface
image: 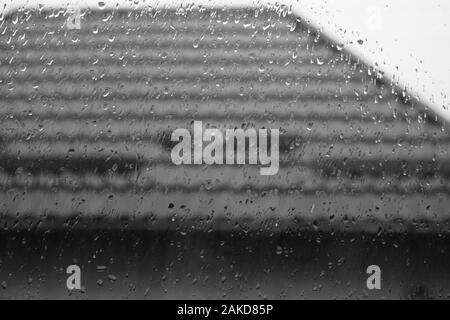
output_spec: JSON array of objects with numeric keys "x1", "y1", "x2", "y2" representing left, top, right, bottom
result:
[
  {"x1": 0, "y1": 7, "x2": 449, "y2": 232},
  {"x1": 3, "y1": 0, "x2": 450, "y2": 121}
]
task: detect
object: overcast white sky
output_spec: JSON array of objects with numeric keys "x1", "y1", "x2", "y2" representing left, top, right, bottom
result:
[{"x1": 2, "y1": 0, "x2": 450, "y2": 121}]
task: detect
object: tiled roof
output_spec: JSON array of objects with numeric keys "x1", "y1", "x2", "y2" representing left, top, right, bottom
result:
[{"x1": 1, "y1": 8, "x2": 449, "y2": 232}]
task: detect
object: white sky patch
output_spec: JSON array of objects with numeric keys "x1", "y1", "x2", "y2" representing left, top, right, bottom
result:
[{"x1": 2, "y1": 0, "x2": 450, "y2": 122}]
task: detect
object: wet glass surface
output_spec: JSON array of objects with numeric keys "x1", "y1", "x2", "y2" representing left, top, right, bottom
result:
[{"x1": 0, "y1": 6, "x2": 449, "y2": 299}]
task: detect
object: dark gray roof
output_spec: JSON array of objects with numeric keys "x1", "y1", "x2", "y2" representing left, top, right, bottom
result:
[{"x1": 0, "y1": 8, "x2": 449, "y2": 232}]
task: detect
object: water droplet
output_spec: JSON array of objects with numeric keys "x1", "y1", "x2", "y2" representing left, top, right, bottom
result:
[
  {"x1": 193, "y1": 38, "x2": 200, "y2": 49},
  {"x1": 276, "y1": 245, "x2": 283, "y2": 254},
  {"x1": 96, "y1": 265, "x2": 107, "y2": 272},
  {"x1": 108, "y1": 274, "x2": 117, "y2": 282},
  {"x1": 98, "y1": 1, "x2": 106, "y2": 10}
]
